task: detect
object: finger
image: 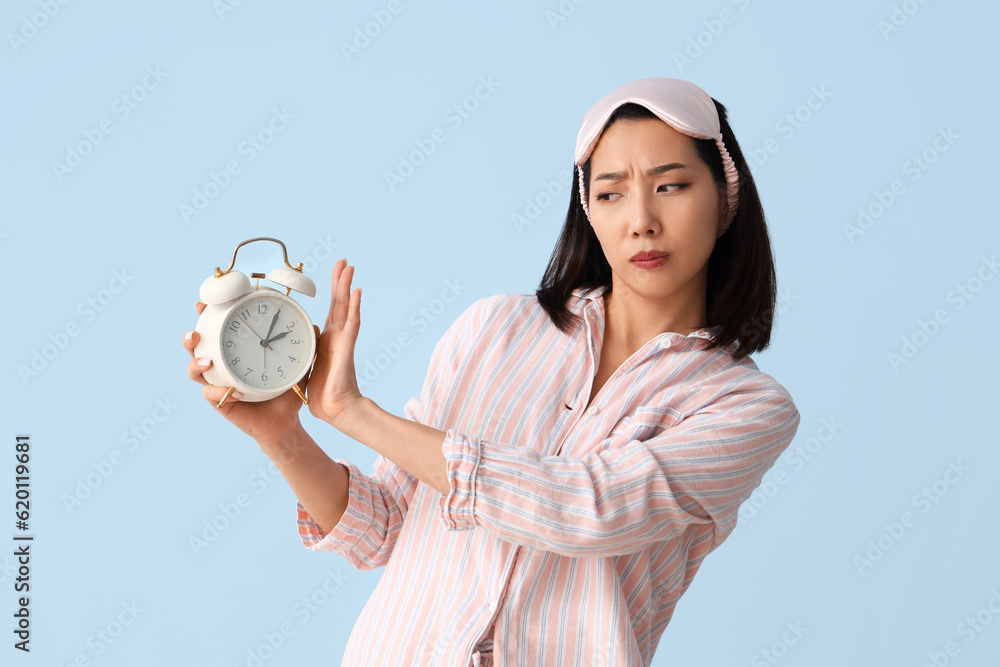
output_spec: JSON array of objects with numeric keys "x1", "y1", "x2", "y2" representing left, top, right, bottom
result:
[
  {"x1": 183, "y1": 329, "x2": 201, "y2": 358},
  {"x1": 334, "y1": 265, "x2": 354, "y2": 330},
  {"x1": 202, "y1": 383, "x2": 244, "y2": 410},
  {"x1": 187, "y1": 356, "x2": 212, "y2": 385},
  {"x1": 346, "y1": 287, "x2": 361, "y2": 342},
  {"x1": 325, "y1": 259, "x2": 347, "y2": 330},
  {"x1": 195, "y1": 302, "x2": 207, "y2": 315},
  {"x1": 310, "y1": 324, "x2": 321, "y2": 364}
]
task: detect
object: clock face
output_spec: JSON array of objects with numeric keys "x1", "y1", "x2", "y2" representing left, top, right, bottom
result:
[{"x1": 219, "y1": 293, "x2": 314, "y2": 391}]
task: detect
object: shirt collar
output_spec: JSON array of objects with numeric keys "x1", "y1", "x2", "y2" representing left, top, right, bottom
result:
[{"x1": 571, "y1": 284, "x2": 725, "y2": 343}]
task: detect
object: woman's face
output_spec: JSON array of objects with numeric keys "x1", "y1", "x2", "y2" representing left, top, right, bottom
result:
[{"x1": 587, "y1": 117, "x2": 727, "y2": 312}]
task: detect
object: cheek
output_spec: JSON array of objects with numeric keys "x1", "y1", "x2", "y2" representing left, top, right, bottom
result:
[
  {"x1": 589, "y1": 221, "x2": 619, "y2": 255},
  {"x1": 678, "y1": 188, "x2": 723, "y2": 232},
  {"x1": 589, "y1": 228, "x2": 610, "y2": 260}
]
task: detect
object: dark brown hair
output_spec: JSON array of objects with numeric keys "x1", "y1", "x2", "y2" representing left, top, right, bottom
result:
[{"x1": 535, "y1": 100, "x2": 778, "y2": 360}]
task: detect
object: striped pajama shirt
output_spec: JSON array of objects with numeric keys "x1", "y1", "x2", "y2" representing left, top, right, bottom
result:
[{"x1": 297, "y1": 284, "x2": 801, "y2": 666}]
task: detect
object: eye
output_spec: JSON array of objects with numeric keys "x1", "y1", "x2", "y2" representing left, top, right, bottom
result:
[{"x1": 596, "y1": 183, "x2": 689, "y2": 201}]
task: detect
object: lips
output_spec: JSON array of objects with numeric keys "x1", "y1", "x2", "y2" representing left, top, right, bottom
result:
[{"x1": 630, "y1": 250, "x2": 669, "y2": 261}]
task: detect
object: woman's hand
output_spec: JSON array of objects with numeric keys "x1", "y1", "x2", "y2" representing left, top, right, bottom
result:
[
  {"x1": 306, "y1": 258, "x2": 365, "y2": 431},
  {"x1": 182, "y1": 302, "x2": 320, "y2": 449}
]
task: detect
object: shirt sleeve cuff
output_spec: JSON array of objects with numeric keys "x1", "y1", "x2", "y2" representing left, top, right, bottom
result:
[
  {"x1": 296, "y1": 458, "x2": 372, "y2": 553},
  {"x1": 438, "y1": 429, "x2": 482, "y2": 531}
]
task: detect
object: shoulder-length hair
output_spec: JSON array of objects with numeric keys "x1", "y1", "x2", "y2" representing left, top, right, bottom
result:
[{"x1": 535, "y1": 99, "x2": 778, "y2": 360}]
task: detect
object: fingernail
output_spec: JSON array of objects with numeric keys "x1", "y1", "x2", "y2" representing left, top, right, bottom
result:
[
  {"x1": 232, "y1": 391, "x2": 245, "y2": 400},
  {"x1": 197, "y1": 358, "x2": 211, "y2": 367},
  {"x1": 184, "y1": 331, "x2": 194, "y2": 341}
]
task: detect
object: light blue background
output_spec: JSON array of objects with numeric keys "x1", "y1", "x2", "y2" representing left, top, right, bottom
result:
[{"x1": 3, "y1": 1, "x2": 998, "y2": 665}]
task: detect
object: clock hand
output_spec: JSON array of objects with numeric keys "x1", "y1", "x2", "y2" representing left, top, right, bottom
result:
[
  {"x1": 263, "y1": 307, "x2": 281, "y2": 347},
  {"x1": 267, "y1": 330, "x2": 292, "y2": 343},
  {"x1": 238, "y1": 315, "x2": 274, "y2": 351}
]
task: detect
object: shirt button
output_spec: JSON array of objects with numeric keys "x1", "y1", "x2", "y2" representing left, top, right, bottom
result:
[
  {"x1": 659, "y1": 337, "x2": 672, "y2": 349},
  {"x1": 587, "y1": 406, "x2": 599, "y2": 416}
]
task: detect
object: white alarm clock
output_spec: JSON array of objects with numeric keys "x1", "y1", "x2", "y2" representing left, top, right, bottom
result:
[{"x1": 193, "y1": 237, "x2": 318, "y2": 407}]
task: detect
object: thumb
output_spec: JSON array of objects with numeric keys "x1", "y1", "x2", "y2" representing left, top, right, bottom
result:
[{"x1": 311, "y1": 324, "x2": 321, "y2": 362}]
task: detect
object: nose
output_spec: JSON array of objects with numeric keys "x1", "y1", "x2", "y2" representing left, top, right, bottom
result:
[{"x1": 627, "y1": 187, "x2": 662, "y2": 236}]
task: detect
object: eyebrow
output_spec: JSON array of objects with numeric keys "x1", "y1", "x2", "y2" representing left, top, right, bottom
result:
[{"x1": 593, "y1": 162, "x2": 690, "y2": 182}]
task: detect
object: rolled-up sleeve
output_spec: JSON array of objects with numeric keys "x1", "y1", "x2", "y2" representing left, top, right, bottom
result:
[
  {"x1": 437, "y1": 387, "x2": 801, "y2": 557},
  {"x1": 296, "y1": 452, "x2": 419, "y2": 570}
]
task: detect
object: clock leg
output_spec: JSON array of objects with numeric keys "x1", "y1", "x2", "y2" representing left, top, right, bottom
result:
[
  {"x1": 217, "y1": 386, "x2": 237, "y2": 408},
  {"x1": 292, "y1": 385, "x2": 309, "y2": 405}
]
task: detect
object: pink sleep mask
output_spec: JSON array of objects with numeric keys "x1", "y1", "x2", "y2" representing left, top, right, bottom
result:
[{"x1": 574, "y1": 77, "x2": 739, "y2": 238}]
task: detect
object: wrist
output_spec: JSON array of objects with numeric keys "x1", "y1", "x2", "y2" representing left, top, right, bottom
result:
[
  {"x1": 256, "y1": 418, "x2": 311, "y2": 468},
  {"x1": 334, "y1": 396, "x2": 379, "y2": 441}
]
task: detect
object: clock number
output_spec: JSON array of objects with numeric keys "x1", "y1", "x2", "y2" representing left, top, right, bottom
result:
[
  {"x1": 261, "y1": 371, "x2": 268, "y2": 382},
  {"x1": 230, "y1": 357, "x2": 240, "y2": 366},
  {"x1": 288, "y1": 356, "x2": 298, "y2": 363},
  {"x1": 277, "y1": 366, "x2": 284, "y2": 378},
  {"x1": 244, "y1": 367, "x2": 253, "y2": 378},
  {"x1": 291, "y1": 339, "x2": 301, "y2": 345},
  {"x1": 258, "y1": 304, "x2": 268, "y2": 315},
  {"x1": 285, "y1": 321, "x2": 296, "y2": 331},
  {"x1": 225, "y1": 340, "x2": 235, "y2": 348},
  {"x1": 239, "y1": 307, "x2": 251, "y2": 320},
  {"x1": 229, "y1": 321, "x2": 241, "y2": 333}
]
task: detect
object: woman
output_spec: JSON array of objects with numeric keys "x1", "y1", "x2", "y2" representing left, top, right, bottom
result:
[{"x1": 183, "y1": 77, "x2": 801, "y2": 666}]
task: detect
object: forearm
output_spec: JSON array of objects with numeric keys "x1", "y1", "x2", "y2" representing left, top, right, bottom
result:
[
  {"x1": 256, "y1": 420, "x2": 350, "y2": 536},
  {"x1": 339, "y1": 397, "x2": 449, "y2": 495}
]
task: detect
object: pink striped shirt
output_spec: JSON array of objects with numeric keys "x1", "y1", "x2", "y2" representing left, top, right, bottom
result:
[{"x1": 296, "y1": 284, "x2": 800, "y2": 666}]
